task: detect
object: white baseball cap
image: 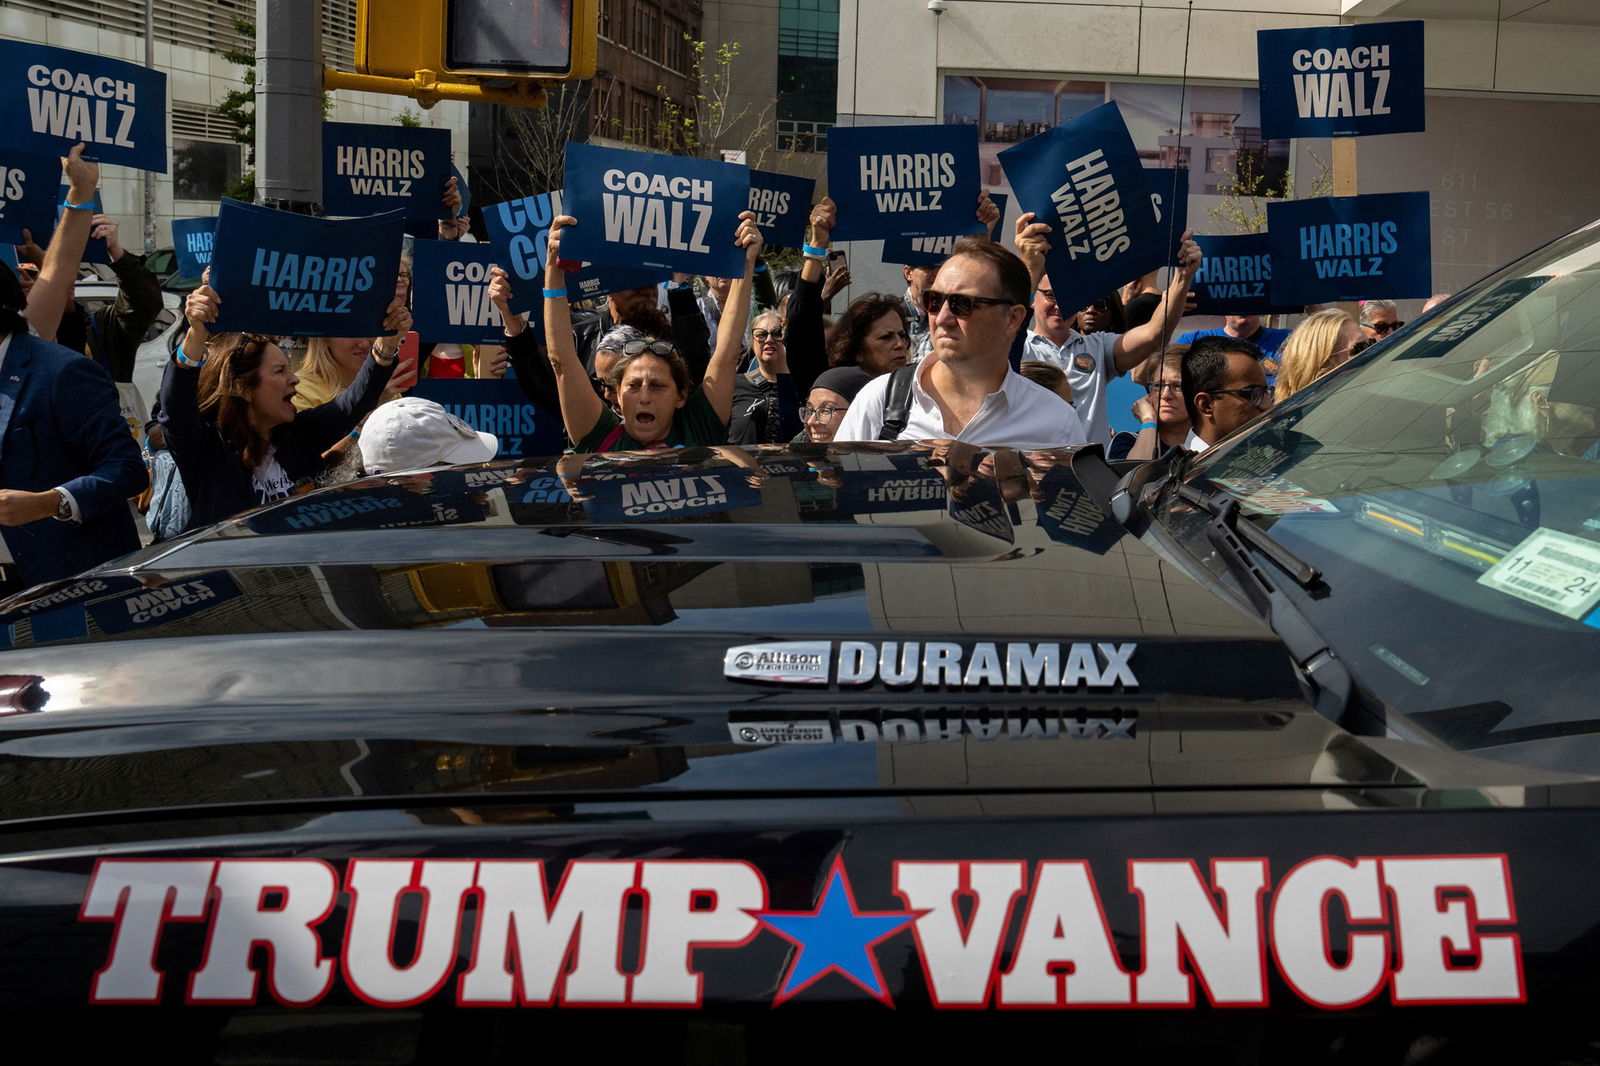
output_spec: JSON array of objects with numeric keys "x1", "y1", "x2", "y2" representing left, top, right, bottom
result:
[{"x1": 359, "y1": 396, "x2": 498, "y2": 474}]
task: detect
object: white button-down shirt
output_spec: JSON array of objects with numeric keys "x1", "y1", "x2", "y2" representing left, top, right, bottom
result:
[{"x1": 834, "y1": 355, "x2": 1088, "y2": 448}]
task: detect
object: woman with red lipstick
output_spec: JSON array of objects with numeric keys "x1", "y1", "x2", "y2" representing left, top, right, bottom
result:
[
  {"x1": 159, "y1": 283, "x2": 407, "y2": 531},
  {"x1": 544, "y1": 211, "x2": 764, "y2": 452}
]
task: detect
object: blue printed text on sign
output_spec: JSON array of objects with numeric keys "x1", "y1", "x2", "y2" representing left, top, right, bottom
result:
[
  {"x1": 827, "y1": 124, "x2": 981, "y2": 242},
  {"x1": 1267, "y1": 191, "x2": 1432, "y2": 305},
  {"x1": 410, "y1": 239, "x2": 505, "y2": 344},
  {"x1": 1190, "y1": 232, "x2": 1273, "y2": 315}
]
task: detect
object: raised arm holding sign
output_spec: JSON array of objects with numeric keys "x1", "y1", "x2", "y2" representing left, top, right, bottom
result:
[
  {"x1": 545, "y1": 210, "x2": 764, "y2": 452},
  {"x1": 26, "y1": 144, "x2": 97, "y2": 343}
]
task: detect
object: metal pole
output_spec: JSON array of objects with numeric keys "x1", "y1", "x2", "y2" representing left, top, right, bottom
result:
[
  {"x1": 256, "y1": 0, "x2": 324, "y2": 213},
  {"x1": 142, "y1": 0, "x2": 156, "y2": 253}
]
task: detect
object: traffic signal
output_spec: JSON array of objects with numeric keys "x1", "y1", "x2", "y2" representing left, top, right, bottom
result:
[{"x1": 337, "y1": 0, "x2": 598, "y2": 108}]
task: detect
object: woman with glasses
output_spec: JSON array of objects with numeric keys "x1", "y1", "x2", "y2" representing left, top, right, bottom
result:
[
  {"x1": 160, "y1": 283, "x2": 408, "y2": 531},
  {"x1": 543, "y1": 211, "x2": 764, "y2": 452},
  {"x1": 797, "y1": 366, "x2": 871, "y2": 444},
  {"x1": 1276, "y1": 308, "x2": 1365, "y2": 400},
  {"x1": 729, "y1": 311, "x2": 804, "y2": 445}
]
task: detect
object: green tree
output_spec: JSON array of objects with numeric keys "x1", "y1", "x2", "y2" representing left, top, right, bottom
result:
[{"x1": 215, "y1": 17, "x2": 257, "y2": 201}]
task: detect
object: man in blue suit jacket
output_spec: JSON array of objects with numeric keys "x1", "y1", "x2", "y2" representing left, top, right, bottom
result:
[{"x1": 0, "y1": 264, "x2": 145, "y2": 591}]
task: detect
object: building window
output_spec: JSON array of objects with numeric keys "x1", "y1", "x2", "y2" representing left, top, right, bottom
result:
[
  {"x1": 173, "y1": 138, "x2": 242, "y2": 201},
  {"x1": 1193, "y1": 112, "x2": 1236, "y2": 138},
  {"x1": 778, "y1": 0, "x2": 838, "y2": 153},
  {"x1": 633, "y1": 2, "x2": 658, "y2": 61},
  {"x1": 598, "y1": 0, "x2": 613, "y2": 40},
  {"x1": 664, "y1": 17, "x2": 688, "y2": 73},
  {"x1": 1205, "y1": 147, "x2": 1234, "y2": 174}
]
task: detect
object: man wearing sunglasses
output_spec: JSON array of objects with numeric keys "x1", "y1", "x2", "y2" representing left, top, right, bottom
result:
[
  {"x1": 1180, "y1": 335, "x2": 1274, "y2": 453},
  {"x1": 1359, "y1": 299, "x2": 1404, "y2": 341},
  {"x1": 834, "y1": 239, "x2": 1086, "y2": 447}
]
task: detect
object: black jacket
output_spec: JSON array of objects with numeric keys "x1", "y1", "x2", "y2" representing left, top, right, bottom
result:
[
  {"x1": 728, "y1": 368, "x2": 800, "y2": 445},
  {"x1": 160, "y1": 352, "x2": 394, "y2": 531}
]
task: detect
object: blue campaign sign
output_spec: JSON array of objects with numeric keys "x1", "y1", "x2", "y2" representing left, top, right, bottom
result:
[
  {"x1": 407, "y1": 378, "x2": 564, "y2": 460},
  {"x1": 52, "y1": 184, "x2": 108, "y2": 264},
  {"x1": 322, "y1": 121, "x2": 453, "y2": 220},
  {"x1": 833, "y1": 462, "x2": 947, "y2": 516},
  {"x1": 0, "y1": 243, "x2": 17, "y2": 273},
  {"x1": 1267, "y1": 191, "x2": 1432, "y2": 305},
  {"x1": 1035, "y1": 464, "x2": 1121, "y2": 555},
  {"x1": 748, "y1": 169, "x2": 815, "y2": 248},
  {"x1": 85, "y1": 571, "x2": 241, "y2": 635},
  {"x1": 0, "y1": 42, "x2": 168, "y2": 172},
  {"x1": 170, "y1": 216, "x2": 215, "y2": 280},
  {"x1": 410, "y1": 239, "x2": 505, "y2": 344},
  {"x1": 0, "y1": 151, "x2": 61, "y2": 244},
  {"x1": 999, "y1": 102, "x2": 1161, "y2": 320},
  {"x1": 209, "y1": 198, "x2": 404, "y2": 337},
  {"x1": 882, "y1": 193, "x2": 1008, "y2": 267},
  {"x1": 576, "y1": 466, "x2": 763, "y2": 522},
  {"x1": 1190, "y1": 233, "x2": 1274, "y2": 315},
  {"x1": 245, "y1": 486, "x2": 487, "y2": 534},
  {"x1": 827, "y1": 123, "x2": 982, "y2": 242},
  {"x1": 561, "y1": 143, "x2": 749, "y2": 277},
  {"x1": 1146, "y1": 167, "x2": 1189, "y2": 258},
  {"x1": 482, "y1": 190, "x2": 670, "y2": 317},
  {"x1": 1257, "y1": 21, "x2": 1425, "y2": 139}
]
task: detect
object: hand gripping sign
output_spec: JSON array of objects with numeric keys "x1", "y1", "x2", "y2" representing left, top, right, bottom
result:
[
  {"x1": 481, "y1": 190, "x2": 672, "y2": 320},
  {"x1": 209, "y1": 198, "x2": 405, "y2": 338},
  {"x1": 560, "y1": 142, "x2": 750, "y2": 278},
  {"x1": 827, "y1": 123, "x2": 983, "y2": 242},
  {"x1": 1267, "y1": 191, "x2": 1432, "y2": 306},
  {"x1": 0, "y1": 41, "x2": 168, "y2": 172},
  {"x1": 999, "y1": 102, "x2": 1162, "y2": 321},
  {"x1": 1257, "y1": 21, "x2": 1425, "y2": 139},
  {"x1": 322, "y1": 121, "x2": 453, "y2": 220}
]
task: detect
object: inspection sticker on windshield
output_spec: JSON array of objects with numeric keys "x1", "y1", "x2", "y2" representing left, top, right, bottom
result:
[
  {"x1": 1478, "y1": 528, "x2": 1600, "y2": 621},
  {"x1": 1211, "y1": 476, "x2": 1339, "y2": 515}
]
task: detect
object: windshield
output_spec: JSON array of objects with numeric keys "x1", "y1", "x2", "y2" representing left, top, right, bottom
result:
[{"x1": 1153, "y1": 220, "x2": 1600, "y2": 769}]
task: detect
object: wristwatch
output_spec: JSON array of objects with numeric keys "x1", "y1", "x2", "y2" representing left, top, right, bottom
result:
[{"x1": 51, "y1": 489, "x2": 72, "y2": 522}]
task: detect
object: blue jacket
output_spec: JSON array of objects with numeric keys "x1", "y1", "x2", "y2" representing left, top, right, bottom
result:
[{"x1": 0, "y1": 331, "x2": 145, "y2": 586}]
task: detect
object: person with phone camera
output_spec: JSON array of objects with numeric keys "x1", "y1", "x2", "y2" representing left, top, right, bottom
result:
[{"x1": 160, "y1": 283, "x2": 406, "y2": 531}]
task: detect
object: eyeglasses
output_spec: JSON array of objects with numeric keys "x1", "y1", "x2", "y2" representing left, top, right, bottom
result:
[
  {"x1": 1145, "y1": 382, "x2": 1182, "y2": 394},
  {"x1": 1208, "y1": 384, "x2": 1275, "y2": 407},
  {"x1": 800, "y1": 404, "x2": 846, "y2": 423},
  {"x1": 1082, "y1": 298, "x2": 1112, "y2": 313},
  {"x1": 751, "y1": 327, "x2": 785, "y2": 342},
  {"x1": 1363, "y1": 320, "x2": 1404, "y2": 335},
  {"x1": 620, "y1": 338, "x2": 676, "y2": 357},
  {"x1": 923, "y1": 290, "x2": 1018, "y2": 318}
]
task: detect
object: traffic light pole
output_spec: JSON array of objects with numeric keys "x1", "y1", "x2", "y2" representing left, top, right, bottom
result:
[{"x1": 256, "y1": 0, "x2": 324, "y2": 213}]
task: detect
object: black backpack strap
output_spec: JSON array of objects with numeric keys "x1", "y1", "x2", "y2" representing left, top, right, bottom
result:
[{"x1": 878, "y1": 364, "x2": 918, "y2": 440}]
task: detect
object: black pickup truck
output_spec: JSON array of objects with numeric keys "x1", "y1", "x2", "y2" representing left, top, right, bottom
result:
[{"x1": 0, "y1": 221, "x2": 1597, "y2": 1064}]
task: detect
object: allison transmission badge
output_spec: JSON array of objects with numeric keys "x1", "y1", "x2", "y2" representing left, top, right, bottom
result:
[{"x1": 723, "y1": 641, "x2": 831, "y2": 685}]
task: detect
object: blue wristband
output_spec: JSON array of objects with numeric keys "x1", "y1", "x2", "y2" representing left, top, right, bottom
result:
[
  {"x1": 802, "y1": 243, "x2": 828, "y2": 259},
  {"x1": 754, "y1": 261, "x2": 769, "y2": 273},
  {"x1": 543, "y1": 287, "x2": 567, "y2": 299},
  {"x1": 347, "y1": 428, "x2": 361, "y2": 441},
  {"x1": 1136, "y1": 422, "x2": 1156, "y2": 431},
  {"x1": 60, "y1": 198, "x2": 94, "y2": 212},
  {"x1": 174, "y1": 349, "x2": 205, "y2": 368}
]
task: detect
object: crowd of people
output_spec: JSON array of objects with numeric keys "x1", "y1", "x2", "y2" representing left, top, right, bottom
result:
[{"x1": 0, "y1": 142, "x2": 1436, "y2": 594}]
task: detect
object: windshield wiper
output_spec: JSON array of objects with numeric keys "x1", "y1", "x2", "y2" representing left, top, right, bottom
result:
[
  {"x1": 1193, "y1": 493, "x2": 1358, "y2": 730},
  {"x1": 1175, "y1": 483, "x2": 1322, "y2": 588}
]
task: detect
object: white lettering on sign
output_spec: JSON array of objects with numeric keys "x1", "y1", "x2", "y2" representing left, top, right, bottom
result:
[
  {"x1": 618, "y1": 474, "x2": 728, "y2": 516},
  {"x1": 748, "y1": 186, "x2": 790, "y2": 231},
  {"x1": 857, "y1": 152, "x2": 956, "y2": 213},
  {"x1": 1298, "y1": 221, "x2": 1400, "y2": 280},
  {"x1": 334, "y1": 146, "x2": 424, "y2": 198},
  {"x1": 441, "y1": 258, "x2": 503, "y2": 329},
  {"x1": 25, "y1": 64, "x2": 136, "y2": 148},
  {"x1": 124, "y1": 579, "x2": 218, "y2": 624},
  {"x1": 79, "y1": 854, "x2": 1526, "y2": 1009},
  {"x1": 0, "y1": 167, "x2": 27, "y2": 215},
  {"x1": 1049, "y1": 149, "x2": 1130, "y2": 263},
  {"x1": 600, "y1": 170, "x2": 713, "y2": 254},
  {"x1": 1290, "y1": 45, "x2": 1392, "y2": 120}
]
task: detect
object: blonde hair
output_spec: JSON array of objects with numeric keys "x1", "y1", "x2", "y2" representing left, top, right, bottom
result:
[
  {"x1": 296, "y1": 337, "x2": 355, "y2": 399},
  {"x1": 1277, "y1": 309, "x2": 1356, "y2": 398}
]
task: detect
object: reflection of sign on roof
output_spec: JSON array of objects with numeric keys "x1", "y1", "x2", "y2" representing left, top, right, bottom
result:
[{"x1": 85, "y1": 571, "x2": 242, "y2": 635}]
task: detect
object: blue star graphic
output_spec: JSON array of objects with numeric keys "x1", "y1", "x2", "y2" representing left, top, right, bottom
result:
[{"x1": 751, "y1": 858, "x2": 920, "y2": 1005}]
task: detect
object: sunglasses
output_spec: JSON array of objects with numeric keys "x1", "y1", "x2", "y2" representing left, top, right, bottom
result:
[
  {"x1": 620, "y1": 338, "x2": 676, "y2": 357},
  {"x1": 751, "y1": 327, "x2": 785, "y2": 342},
  {"x1": 924, "y1": 290, "x2": 1018, "y2": 318},
  {"x1": 1351, "y1": 338, "x2": 1375, "y2": 357},
  {"x1": 1082, "y1": 299, "x2": 1112, "y2": 312},
  {"x1": 1363, "y1": 320, "x2": 1404, "y2": 335},
  {"x1": 1208, "y1": 384, "x2": 1275, "y2": 407},
  {"x1": 800, "y1": 404, "x2": 846, "y2": 423}
]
